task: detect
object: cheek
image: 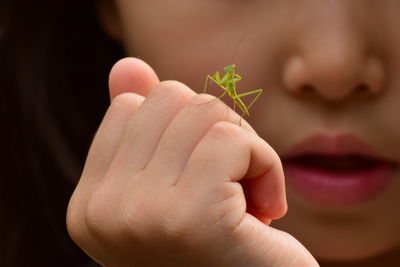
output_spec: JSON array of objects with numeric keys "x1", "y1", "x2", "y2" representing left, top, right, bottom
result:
[
  {"x1": 114, "y1": 1, "x2": 211, "y2": 80},
  {"x1": 114, "y1": 1, "x2": 269, "y2": 91},
  {"x1": 121, "y1": 27, "x2": 216, "y2": 91}
]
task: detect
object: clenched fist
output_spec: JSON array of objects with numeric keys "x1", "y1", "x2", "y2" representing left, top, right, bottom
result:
[{"x1": 67, "y1": 58, "x2": 318, "y2": 267}]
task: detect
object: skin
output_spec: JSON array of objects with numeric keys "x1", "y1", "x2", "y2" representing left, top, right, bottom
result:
[{"x1": 67, "y1": 0, "x2": 400, "y2": 266}]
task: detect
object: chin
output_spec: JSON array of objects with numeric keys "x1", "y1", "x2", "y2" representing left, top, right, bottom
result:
[
  {"x1": 270, "y1": 194, "x2": 400, "y2": 264},
  {"x1": 310, "y1": 240, "x2": 397, "y2": 262}
]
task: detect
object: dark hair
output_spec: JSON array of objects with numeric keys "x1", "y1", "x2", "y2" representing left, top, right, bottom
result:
[{"x1": 1, "y1": 1, "x2": 123, "y2": 266}]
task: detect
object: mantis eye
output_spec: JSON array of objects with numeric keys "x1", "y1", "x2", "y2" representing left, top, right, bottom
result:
[{"x1": 224, "y1": 64, "x2": 235, "y2": 72}]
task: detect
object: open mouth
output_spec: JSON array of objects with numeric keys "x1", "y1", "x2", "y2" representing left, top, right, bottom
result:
[
  {"x1": 281, "y1": 133, "x2": 399, "y2": 206},
  {"x1": 284, "y1": 154, "x2": 391, "y2": 174},
  {"x1": 282, "y1": 153, "x2": 398, "y2": 206}
]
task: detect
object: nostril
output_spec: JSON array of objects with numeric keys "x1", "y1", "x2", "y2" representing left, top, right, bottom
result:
[
  {"x1": 294, "y1": 83, "x2": 372, "y2": 100},
  {"x1": 300, "y1": 84, "x2": 314, "y2": 93},
  {"x1": 354, "y1": 83, "x2": 368, "y2": 95}
]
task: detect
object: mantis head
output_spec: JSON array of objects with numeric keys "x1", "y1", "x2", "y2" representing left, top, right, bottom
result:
[{"x1": 224, "y1": 64, "x2": 236, "y2": 73}]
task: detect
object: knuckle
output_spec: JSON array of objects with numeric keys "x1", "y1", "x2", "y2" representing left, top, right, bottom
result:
[
  {"x1": 159, "y1": 197, "x2": 200, "y2": 242},
  {"x1": 161, "y1": 214, "x2": 194, "y2": 242},
  {"x1": 208, "y1": 121, "x2": 242, "y2": 141},
  {"x1": 111, "y1": 92, "x2": 142, "y2": 110},
  {"x1": 84, "y1": 184, "x2": 116, "y2": 237},
  {"x1": 66, "y1": 194, "x2": 87, "y2": 243},
  {"x1": 153, "y1": 80, "x2": 195, "y2": 102},
  {"x1": 118, "y1": 194, "x2": 151, "y2": 236},
  {"x1": 208, "y1": 185, "x2": 246, "y2": 232},
  {"x1": 187, "y1": 94, "x2": 230, "y2": 120},
  {"x1": 189, "y1": 93, "x2": 217, "y2": 105},
  {"x1": 83, "y1": 185, "x2": 151, "y2": 245}
]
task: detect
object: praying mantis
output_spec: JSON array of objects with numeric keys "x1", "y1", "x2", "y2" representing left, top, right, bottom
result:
[{"x1": 203, "y1": 64, "x2": 263, "y2": 121}]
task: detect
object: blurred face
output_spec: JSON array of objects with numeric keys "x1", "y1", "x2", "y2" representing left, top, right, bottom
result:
[{"x1": 101, "y1": 0, "x2": 400, "y2": 263}]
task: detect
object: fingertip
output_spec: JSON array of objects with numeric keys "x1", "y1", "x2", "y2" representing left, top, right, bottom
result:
[
  {"x1": 109, "y1": 57, "x2": 160, "y2": 100},
  {"x1": 242, "y1": 166, "x2": 288, "y2": 222}
]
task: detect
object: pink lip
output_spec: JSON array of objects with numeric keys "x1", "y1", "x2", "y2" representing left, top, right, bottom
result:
[
  {"x1": 285, "y1": 134, "x2": 382, "y2": 159},
  {"x1": 282, "y1": 134, "x2": 398, "y2": 206}
]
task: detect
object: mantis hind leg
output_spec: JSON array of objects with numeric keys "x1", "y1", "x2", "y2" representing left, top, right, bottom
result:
[
  {"x1": 237, "y1": 89, "x2": 263, "y2": 115},
  {"x1": 233, "y1": 89, "x2": 263, "y2": 126}
]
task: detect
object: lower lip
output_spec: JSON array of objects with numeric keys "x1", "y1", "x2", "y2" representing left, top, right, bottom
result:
[{"x1": 283, "y1": 161, "x2": 398, "y2": 206}]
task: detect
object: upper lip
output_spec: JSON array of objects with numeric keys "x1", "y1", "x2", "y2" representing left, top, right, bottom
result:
[{"x1": 283, "y1": 133, "x2": 389, "y2": 161}]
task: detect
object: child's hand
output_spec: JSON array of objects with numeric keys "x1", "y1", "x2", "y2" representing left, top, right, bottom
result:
[{"x1": 67, "y1": 58, "x2": 318, "y2": 267}]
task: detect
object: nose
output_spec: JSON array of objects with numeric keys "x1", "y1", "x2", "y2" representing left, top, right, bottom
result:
[{"x1": 283, "y1": 23, "x2": 385, "y2": 102}]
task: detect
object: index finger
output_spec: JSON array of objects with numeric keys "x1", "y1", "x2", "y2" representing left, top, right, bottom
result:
[{"x1": 179, "y1": 120, "x2": 287, "y2": 220}]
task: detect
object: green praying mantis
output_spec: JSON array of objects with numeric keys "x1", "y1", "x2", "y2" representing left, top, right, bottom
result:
[{"x1": 203, "y1": 64, "x2": 263, "y2": 122}]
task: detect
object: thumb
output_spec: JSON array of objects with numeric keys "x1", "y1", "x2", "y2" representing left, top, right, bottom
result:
[
  {"x1": 239, "y1": 214, "x2": 319, "y2": 266},
  {"x1": 108, "y1": 57, "x2": 160, "y2": 100}
]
